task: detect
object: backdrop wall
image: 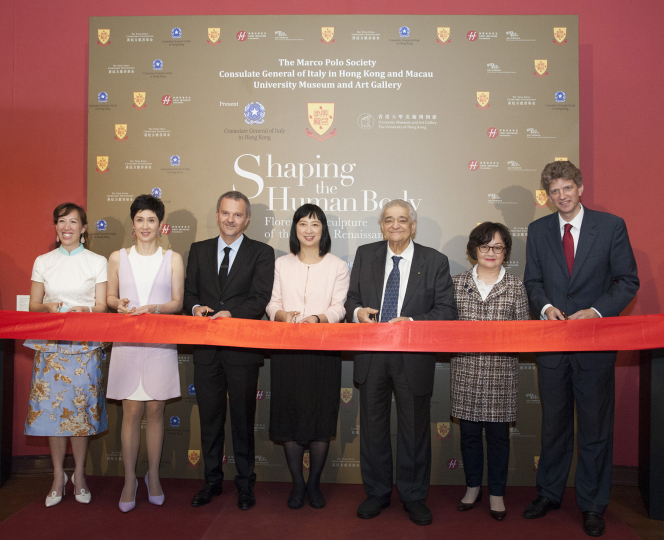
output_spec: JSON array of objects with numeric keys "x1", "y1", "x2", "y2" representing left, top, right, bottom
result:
[{"x1": 1, "y1": 0, "x2": 662, "y2": 470}]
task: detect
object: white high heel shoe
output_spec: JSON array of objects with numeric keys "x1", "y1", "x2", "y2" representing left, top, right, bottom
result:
[
  {"x1": 71, "y1": 472, "x2": 92, "y2": 504},
  {"x1": 45, "y1": 472, "x2": 67, "y2": 507}
]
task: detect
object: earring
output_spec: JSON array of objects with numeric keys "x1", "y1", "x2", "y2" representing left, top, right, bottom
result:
[
  {"x1": 80, "y1": 236, "x2": 85, "y2": 244},
  {"x1": 56, "y1": 235, "x2": 59, "y2": 243},
  {"x1": 158, "y1": 231, "x2": 162, "y2": 238},
  {"x1": 132, "y1": 228, "x2": 136, "y2": 237}
]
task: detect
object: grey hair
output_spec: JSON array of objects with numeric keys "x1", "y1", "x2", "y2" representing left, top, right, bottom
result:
[
  {"x1": 217, "y1": 191, "x2": 251, "y2": 217},
  {"x1": 379, "y1": 199, "x2": 417, "y2": 223}
]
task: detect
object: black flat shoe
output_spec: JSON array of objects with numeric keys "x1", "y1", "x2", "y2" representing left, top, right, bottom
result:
[
  {"x1": 191, "y1": 482, "x2": 223, "y2": 507},
  {"x1": 237, "y1": 487, "x2": 256, "y2": 510},
  {"x1": 403, "y1": 500, "x2": 433, "y2": 526},
  {"x1": 523, "y1": 496, "x2": 561, "y2": 519},
  {"x1": 582, "y1": 511, "x2": 606, "y2": 537},
  {"x1": 357, "y1": 496, "x2": 390, "y2": 519},
  {"x1": 287, "y1": 489, "x2": 304, "y2": 510},
  {"x1": 458, "y1": 489, "x2": 483, "y2": 511},
  {"x1": 307, "y1": 488, "x2": 326, "y2": 509}
]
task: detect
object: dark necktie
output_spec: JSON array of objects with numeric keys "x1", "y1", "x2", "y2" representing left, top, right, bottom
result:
[
  {"x1": 218, "y1": 246, "x2": 231, "y2": 291},
  {"x1": 380, "y1": 256, "x2": 402, "y2": 322},
  {"x1": 562, "y1": 223, "x2": 574, "y2": 276}
]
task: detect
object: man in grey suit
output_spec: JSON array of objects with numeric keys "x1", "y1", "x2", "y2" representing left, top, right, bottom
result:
[
  {"x1": 345, "y1": 199, "x2": 457, "y2": 526},
  {"x1": 523, "y1": 161, "x2": 639, "y2": 537}
]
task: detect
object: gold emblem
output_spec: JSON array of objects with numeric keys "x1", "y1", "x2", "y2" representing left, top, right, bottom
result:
[
  {"x1": 437, "y1": 422, "x2": 450, "y2": 439},
  {"x1": 303, "y1": 452, "x2": 310, "y2": 470},
  {"x1": 96, "y1": 156, "x2": 109, "y2": 174},
  {"x1": 306, "y1": 103, "x2": 336, "y2": 141},
  {"x1": 114, "y1": 124, "x2": 128, "y2": 141},
  {"x1": 321, "y1": 27, "x2": 335, "y2": 44},
  {"x1": 555, "y1": 157, "x2": 568, "y2": 161},
  {"x1": 534, "y1": 456, "x2": 540, "y2": 470},
  {"x1": 437, "y1": 27, "x2": 451, "y2": 44},
  {"x1": 97, "y1": 29, "x2": 110, "y2": 46},
  {"x1": 188, "y1": 449, "x2": 201, "y2": 467},
  {"x1": 207, "y1": 27, "x2": 221, "y2": 45},
  {"x1": 553, "y1": 27, "x2": 567, "y2": 44},
  {"x1": 534, "y1": 59, "x2": 548, "y2": 77},
  {"x1": 476, "y1": 91, "x2": 490, "y2": 109},
  {"x1": 133, "y1": 92, "x2": 146, "y2": 109},
  {"x1": 340, "y1": 388, "x2": 353, "y2": 404},
  {"x1": 535, "y1": 190, "x2": 549, "y2": 208}
]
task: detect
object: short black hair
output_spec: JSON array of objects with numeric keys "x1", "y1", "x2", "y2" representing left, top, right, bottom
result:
[
  {"x1": 467, "y1": 222, "x2": 512, "y2": 260},
  {"x1": 130, "y1": 194, "x2": 165, "y2": 222},
  {"x1": 53, "y1": 202, "x2": 88, "y2": 247},
  {"x1": 289, "y1": 204, "x2": 331, "y2": 256}
]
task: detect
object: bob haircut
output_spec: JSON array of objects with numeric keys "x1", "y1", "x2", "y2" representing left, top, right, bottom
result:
[
  {"x1": 467, "y1": 222, "x2": 512, "y2": 261},
  {"x1": 540, "y1": 160, "x2": 583, "y2": 193},
  {"x1": 54, "y1": 202, "x2": 89, "y2": 247},
  {"x1": 289, "y1": 204, "x2": 331, "y2": 256},
  {"x1": 130, "y1": 194, "x2": 165, "y2": 223}
]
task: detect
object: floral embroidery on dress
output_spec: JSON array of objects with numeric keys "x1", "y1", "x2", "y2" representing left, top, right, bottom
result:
[
  {"x1": 26, "y1": 404, "x2": 43, "y2": 426},
  {"x1": 30, "y1": 378, "x2": 51, "y2": 403},
  {"x1": 57, "y1": 386, "x2": 95, "y2": 436},
  {"x1": 43, "y1": 352, "x2": 68, "y2": 375}
]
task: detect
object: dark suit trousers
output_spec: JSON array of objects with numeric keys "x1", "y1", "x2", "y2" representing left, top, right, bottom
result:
[
  {"x1": 194, "y1": 350, "x2": 260, "y2": 491},
  {"x1": 459, "y1": 420, "x2": 510, "y2": 496},
  {"x1": 536, "y1": 354, "x2": 615, "y2": 514},
  {"x1": 359, "y1": 353, "x2": 432, "y2": 503}
]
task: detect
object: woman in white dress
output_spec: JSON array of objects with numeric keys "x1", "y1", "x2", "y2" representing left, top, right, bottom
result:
[
  {"x1": 106, "y1": 195, "x2": 184, "y2": 512},
  {"x1": 26, "y1": 202, "x2": 108, "y2": 507}
]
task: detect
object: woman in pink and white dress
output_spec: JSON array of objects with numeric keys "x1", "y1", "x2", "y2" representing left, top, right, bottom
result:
[{"x1": 106, "y1": 195, "x2": 184, "y2": 512}]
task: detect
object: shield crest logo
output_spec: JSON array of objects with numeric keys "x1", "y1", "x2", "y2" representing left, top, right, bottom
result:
[
  {"x1": 555, "y1": 156, "x2": 568, "y2": 161},
  {"x1": 306, "y1": 103, "x2": 337, "y2": 141},
  {"x1": 97, "y1": 29, "x2": 110, "y2": 46},
  {"x1": 114, "y1": 124, "x2": 128, "y2": 141},
  {"x1": 188, "y1": 450, "x2": 201, "y2": 467},
  {"x1": 534, "y1": 456, "x2": 540, "y2": 471},
  {"x1": 437, "y1": 422, "x2": 451, "y2": 439},
  {"x1": 476, "y1": 92, "x2": 490, "y2": 109},
  {"x1": 303, "y1": 452, "x2": 310, "y2": 470},
  {"x1": 321, "y1": 27, "x2": 335, "y2": 44},
  {"x1": 340, "y1": 388, "x2": 353, "y2": 404},
  {"x1": 553, "y1": 27, "x2": 567, "y2": 44},
  {"x1": 437, "y1": 27, "x2": 451, "y2": 44},
  {"x1": 133, "y1": 92, "x2": 146, "y2": 109},
  {"x1": 534, "y1": 59, "x2": 548, "y2": 77},
  {"x1": 208, "y1": 27, "x2": 221, "y2": 45},
  {"x1": 96, "y1": 156, "x2": 109, "y2": 174},
  {"x1": 535, "y1": 190, "x2": 549, "y2": 208}
]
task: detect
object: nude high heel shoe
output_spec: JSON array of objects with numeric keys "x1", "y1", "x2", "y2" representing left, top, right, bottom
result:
[
  {"x1": 119, "y1": 479, "x2": 138, "y2": 513},
  {"x1": 45, "y1": 472, "x2": 67, "y2": 507},
  {"x1": 145, "y1": 472, "x2": 165, "y2": 505},
  {"x1": 71, "y1": 472, "x2": 92, "y2": 504}
]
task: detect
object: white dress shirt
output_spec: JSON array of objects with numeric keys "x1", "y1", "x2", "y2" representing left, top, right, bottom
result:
[{"x1": 472, "y1": 264, "x2": 505, "y2": 301}]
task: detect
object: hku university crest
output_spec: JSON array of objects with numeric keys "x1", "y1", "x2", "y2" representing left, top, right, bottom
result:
[
  {"x1": 553, "y1": 27, "x2": 567, "y2": 45},
  {"x1": 114, "y1": 124, "x2": 128, "y2": 141},
  {"x1": 207, "y1": 27, "x2": 221, "y2": 45},
  {"x1": 476, "y1": 91, "x2": 490, "y2": 109},
  {"x1": 535, "y1": 190, "x2": 549, "y2": 208},
  {"x1": 340, "y1": 388, "x2": 353, "y2": 405},
  {"x1": 436, "y1": 27, "x2": 451, "y2": 44},
  {"x1": 534, "y1": 59, "x2": 548, "y2": 77},
  {"x1": 97, "y1": 29, "x2": 110, "y2": 46},
  {"x1": 306, "y1": 103, "x2": 336, "y2": 141},
  {"x1": 96, "y1": 156, "x2": 109, "y2": 174},
  {"x1": 437, "y1": 422, "x2": 451, "y2": 439},
  {"x1": 133, "y1": 92, "x2": 146, "y2": 109},
  {"x1": 321, "y1": 27, "x2": 335, "y2": 44},
  {"x1": 188, "y1": 449, "x2": 201, "y2": 467}
]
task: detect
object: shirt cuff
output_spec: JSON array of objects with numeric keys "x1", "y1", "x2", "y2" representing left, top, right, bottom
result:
[
  {"x1": 540, "y1": 304, "x2": 553, "y2": 320},
  {"x1": 590, "y1": 307, "x2": 602, "y2": 318},
  {"x1": 353, "y1": 307, "x2": 361, "y2": 323},
  {"x1": 192, "y1": 304, "x2": 200, "y2": 316}
]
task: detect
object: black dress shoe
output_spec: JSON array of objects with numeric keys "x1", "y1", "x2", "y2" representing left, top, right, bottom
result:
[
  {"x1": 287, "y1": 488, "x2": 304, "y2": 510},
  {"x1": 191, "y1": 482, "x2": 223, "y2": 507},
  {"x1": 523, "y1": 496, "x2": 561, "y2": 519},
  {"x1": 582, "y1": 512, "x2": 606, "y2": 537},
  {"x1": 490, "y1": 509, "x2": 507, "y2": 521},
  {"x1": 307, "y1": 487, "x2": 326, "y2": 509},
  {"x1": 357, "y1": 496, "x2": 391, "y2": 519},
  {"x1": 238, "y1": 487, "x2": 256, "y2": 510},
  {"x1": 403, "y1": 500, "x2": 433, "y2": 526},
  {"x1": 458, "y1": 489, "x2": 483, "y2": 511}
]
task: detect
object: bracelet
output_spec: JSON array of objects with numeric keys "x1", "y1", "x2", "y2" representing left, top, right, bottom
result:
[
  {"x1": 88, "y1": 306, "x2": 92, "y2": 313},
  {"x1": 313, "y1": 314, "x2": 320, "y2": 323},
  {"x1": 155, "y1": 305, "x2": 161, "y2": 314}
]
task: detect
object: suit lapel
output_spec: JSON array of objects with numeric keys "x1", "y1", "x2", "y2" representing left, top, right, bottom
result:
[
  {"x1": 207, "y1": 239, "x2": 222, "y2": 297},
  {"x1": 545, "y1": 215, "x2": 570, "y2": 280},
  {"x1": 569, "y1": 209, "x2": 597, "y2": 286},
  {"x1": 401, "y1": 243, "x2": 425, "y2": 312},
  {"x1": 222, "y1": 235, "x2": 251, "y2": 293},
  {"x1": 371, "y1": 242, "x2": 388, "y2": 309}
]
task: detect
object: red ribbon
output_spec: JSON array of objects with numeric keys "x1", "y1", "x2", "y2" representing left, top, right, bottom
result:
[{"x1": 1, "y1": 311, "x2": 662, "y2": 353}]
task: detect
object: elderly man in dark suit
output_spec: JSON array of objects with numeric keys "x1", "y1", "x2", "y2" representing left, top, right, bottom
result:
[
  {"x1": 184, "y1": 191, "x2": 274, "y2": 510},
  {"x1": 523, "y1": 161, "x2": 639, "y2": 537},
  {"x1": 345, "y1": 199, "x2": 457, "y2": 526}
]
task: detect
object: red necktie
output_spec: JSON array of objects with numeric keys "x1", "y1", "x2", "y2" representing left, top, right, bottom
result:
[{"x1": 562, "y1": 223, "x2": 574, "y2": 276}]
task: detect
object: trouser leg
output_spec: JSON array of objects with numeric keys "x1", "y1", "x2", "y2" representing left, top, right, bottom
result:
[
  {"x1": 459, "y1": 419, "x2": 484, "y2": 488},
  {"x1": 485, "y1": 421, "x2": 510, "y2": 497}
]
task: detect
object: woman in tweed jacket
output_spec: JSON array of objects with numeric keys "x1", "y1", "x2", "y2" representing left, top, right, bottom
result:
[{"x1": 452, "y1": 222, "x2": 530, "y2": 521}]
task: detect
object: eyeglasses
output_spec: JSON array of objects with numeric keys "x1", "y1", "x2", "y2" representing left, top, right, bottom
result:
[{"x1": 479, "y1": 244, "x2": 505, "y2": 254}]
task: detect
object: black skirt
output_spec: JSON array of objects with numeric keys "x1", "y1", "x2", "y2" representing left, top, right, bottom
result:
[{"x1": 269, "y1": 350, "x2": 341, "y2": 444}]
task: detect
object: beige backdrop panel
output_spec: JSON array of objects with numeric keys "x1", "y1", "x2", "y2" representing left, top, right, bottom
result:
[{"x1": 86, "y1": 15, "x2": 579, "y2": 486}]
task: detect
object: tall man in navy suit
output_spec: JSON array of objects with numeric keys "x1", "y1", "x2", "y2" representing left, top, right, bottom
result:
[{"x1": 523, "y1": 162, "x2": 639, "y2": 537}]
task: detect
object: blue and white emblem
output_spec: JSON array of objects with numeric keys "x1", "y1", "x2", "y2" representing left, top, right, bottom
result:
[
  {"x1": 151, "y1": 187, "x2": 162, "y2": 199},
  {"x1": 399, "y1": 26, "x2": 410, "y2": 37},
  {"x1": 153, "y1": 59, "x2": 163, "y2": 71},
  {"x1": 170, "y1": 155, "x2": 180, "y2": 167},
  {"x1": 555, "y1": 91, "x2": 566, "y2": 103},
  {"x1": 96, "y1": 220, "x2": 107, "y2": 232},
  {"x1": 244, "y1": 102, "x2": 265, "y2": 125},
  {"x1": 188, "y1": 384, "x2": 196, "y2": 396},
  {"x1": 97, "y1": 92, "x2": 108, "y2": 103},
  {"x1": 169, "y1": 416, "x2": 181, "y2": 428},
  {"x1": 171, "y1": 27, "x2": 182, "y2": 39}
]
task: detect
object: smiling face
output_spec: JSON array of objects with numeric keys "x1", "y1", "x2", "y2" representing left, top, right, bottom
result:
[
  {"x1": 133, "y1": 209, "x2": 160, "y2": 243},
  {"x1": 55, "y1": 210, "x2": 86, "y2": 251},
  {"x1": 476, "y1": 231, "x2": 505, "y2": 272},
  {"x1": 548, "y1": 177, "x2": 584, "y2": 221},
  {"x1": 380, "y1": 204, "x2": 416, "y2": 247},
  {"x1": 216, "y1": 197, "x2": 249, "y2": 244},
  {"x1": 296, "y1": 214, "x2": 322, "y2": 251}
]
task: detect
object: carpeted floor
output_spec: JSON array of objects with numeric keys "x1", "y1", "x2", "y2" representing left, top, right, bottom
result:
[{"x1": 0, "y1": 478, "x2": 641, "y2": 540}]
